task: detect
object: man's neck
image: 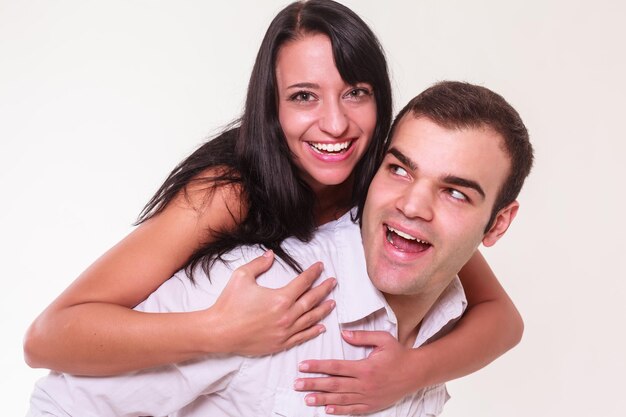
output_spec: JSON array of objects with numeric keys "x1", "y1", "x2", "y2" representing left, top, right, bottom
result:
[{"x1": 384, "y1": 281, "x2": 453, "y2": 348}]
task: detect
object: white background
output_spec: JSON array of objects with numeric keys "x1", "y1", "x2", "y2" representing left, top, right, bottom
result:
[{"x1": 2, "y1": 0, "x2": 625, "y2": 416}]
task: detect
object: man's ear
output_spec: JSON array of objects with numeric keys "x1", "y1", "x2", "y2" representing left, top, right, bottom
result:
[{"x1": 483, "y1": 201, "x2": 519, "y2": 247}]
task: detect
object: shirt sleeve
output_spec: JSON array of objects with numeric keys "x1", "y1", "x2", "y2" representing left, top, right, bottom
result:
[{"x1": 28, "y1": 270, "x2": 244, "y2": 417}]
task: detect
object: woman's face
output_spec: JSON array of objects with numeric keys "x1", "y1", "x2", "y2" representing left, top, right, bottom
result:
[{"x1": 275, "y1": 33, "x2": 377, "y2": 192}]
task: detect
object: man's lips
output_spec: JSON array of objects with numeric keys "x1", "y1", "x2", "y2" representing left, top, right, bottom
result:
[{"x1": 385, "y1": 224, "x2": 432, "y2": 253}]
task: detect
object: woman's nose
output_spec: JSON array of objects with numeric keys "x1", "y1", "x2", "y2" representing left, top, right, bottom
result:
[{"x1": 318, "y1": 101, "x2": 349, "y2": 137}]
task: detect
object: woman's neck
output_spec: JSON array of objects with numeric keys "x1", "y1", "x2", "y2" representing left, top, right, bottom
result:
[{"x1": 312, "y1": 180, "x2": 354, "y2": 226}]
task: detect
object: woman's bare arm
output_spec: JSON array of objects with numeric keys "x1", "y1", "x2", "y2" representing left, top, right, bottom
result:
[
  {"x1": 411, "y1": 250, "x2": 524, "y2": 382},
  {"x1": 294, "y1": 250, "x2": 523, "y2": 414},
  {"x1": 24, "y1": 179, "x2": 335, "y2": 375}
]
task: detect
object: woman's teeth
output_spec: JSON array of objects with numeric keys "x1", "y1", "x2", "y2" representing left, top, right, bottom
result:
[{"x1": 308, "y1": 140, "x2": 351, "y2": 153}]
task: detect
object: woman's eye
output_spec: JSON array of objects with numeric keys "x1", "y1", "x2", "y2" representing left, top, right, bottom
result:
[
  {"x1": 289, "y1": 91, "x2": 316, "y2": 102},
  {"x1": 390, "y1": 164, "x2": 409, "y2": 177},
  {"x1": 448, "y1": 189, "x2": 468, "y2": 201},
  {"x1": 344, "y1": 87, "x2": 372, "y2": 100}
]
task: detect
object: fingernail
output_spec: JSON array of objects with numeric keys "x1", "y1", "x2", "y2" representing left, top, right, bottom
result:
[
  {"x1": 330, "y1": 278, "x2": 337, "y2": 288},
  {"x1": 305, "y1": 395, "x2": 316, "y2": 405},
  {"x1": 326, "y1": 406, "x2": 335, "y2": 414},
  {"x1": 342, "y1": 330, "x2": 353, "y2": 338},
  {"x1": 329, "y1": 300, "x2": 336, "y2": 309},
  {"x1": 294, "y1": 379, "x2": 304, "y2": 390},
  {"x1": 318, "y1": 325, "x2": 326, "y2": 334},
  {"x1": 263, "y1": 250, "x2": 273, "y2": 258},
  {"x1": 299, "y1": 362, "x2": 309, "y2": 371}
]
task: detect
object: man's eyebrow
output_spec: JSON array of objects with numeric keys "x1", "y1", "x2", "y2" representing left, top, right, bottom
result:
[
  {"x1": 286, "y1": 82, "x2": 319, "y2": 89},
  {"x1": 388, "y1": 147, "x2": 417, "y2": 171},
  {"x1": 443, "y1": 175, "x2": 486, "y2": 199},
  {"x1": 388, "y1": 147, "x2": 486, "y2": 199}
]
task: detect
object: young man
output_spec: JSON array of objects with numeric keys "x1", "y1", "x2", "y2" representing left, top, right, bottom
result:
[{"x1": 27, "y1": 81, "x2": 533, "y2": 417}]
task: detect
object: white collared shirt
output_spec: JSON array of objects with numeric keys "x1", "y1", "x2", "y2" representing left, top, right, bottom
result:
[{"x1": 28, "y1": 211, "x2": 467, "y2": 417}]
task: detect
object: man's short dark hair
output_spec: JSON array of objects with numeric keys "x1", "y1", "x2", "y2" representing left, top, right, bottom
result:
[{"x1": 389, "y1": 81, "x2": 534, "y2": 231}]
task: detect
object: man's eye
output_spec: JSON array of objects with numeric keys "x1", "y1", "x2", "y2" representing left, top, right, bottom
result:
[
  {"x1": 390, "y1": 164, "x2": 409, "y2": 177},
  {"x1": 448, "y1": 189, "x2": 468, "y2": 201}
]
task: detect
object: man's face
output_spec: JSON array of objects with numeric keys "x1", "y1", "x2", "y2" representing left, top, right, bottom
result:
[{"x1": 361, "y1": 115, "x2": 516, "y2": 298}]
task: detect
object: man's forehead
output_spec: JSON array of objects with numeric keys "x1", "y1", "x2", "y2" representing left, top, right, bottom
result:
[
  {"x1": 390, "y1": 114, "x2": 498, "y2": 144},
  {"x1": 386, "y1": 115, "x2": 510, "y2": 199}
]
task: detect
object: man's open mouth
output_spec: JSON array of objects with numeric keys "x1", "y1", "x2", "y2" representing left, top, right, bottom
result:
[{"x1": 385, "y1": 225, "x2": 431, "y2": 253}]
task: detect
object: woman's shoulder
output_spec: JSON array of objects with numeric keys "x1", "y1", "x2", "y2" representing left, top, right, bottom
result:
[{"x1": 179, "y1": 166, "x2": 247, "y2": 234}]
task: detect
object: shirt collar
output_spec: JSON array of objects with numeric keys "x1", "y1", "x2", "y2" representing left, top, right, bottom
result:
[
  {"x1": 413, "y1": 276, "x2": 467, "y2": 347},
  {"x1": 328, "y1": 210, "x2": 388, "y2": 324}
]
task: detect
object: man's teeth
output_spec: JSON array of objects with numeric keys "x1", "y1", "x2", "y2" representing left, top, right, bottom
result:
[
  {"x1": 387, "y1": 226, "x2": 429, "y2": 244},
  {"x1": 309, "y1": 141, "x2": 351, "y2": 153}
]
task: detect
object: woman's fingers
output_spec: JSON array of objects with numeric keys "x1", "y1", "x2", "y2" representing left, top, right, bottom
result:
[
  {"x1": 305, "y1": 392, "x2": 362, "y2": 406},
  {"x1": 291, "y1": 277, "x2": 336, "y2": 318},
  {"x1": 224, "y1": 250, "x2": 274, "y2": 284},
  {"x1": 289, "y1": 298, "x2": 336, "y2": 333},
  {"x1": 277, "y1": 262, "x2": 336, "y2": 324},
  {"x1": 229, "y1": 250, "x2": 275, "y2": 283},
  {"x1": 215, "y1": 256, "x2": 336, "y2": 354},
  {"x1": 298, "y1": 358, "x2": 356, "y2": 377},
  {"x1": 295, "y1": 375, "x2": 357, "y2": 393},
  {"x1": 282, "y1": 323, "x2": 327, "y2": 350},
  {"x1": 282, "y1": 262, "x2": 325, "y2": 300},
  {"x1": 324, "y1": 403, "x2": 371, "y2": 415},
  {"x1": 295, "y1": 332, "x2": 415, "y2": 414},
  {"x1": 268, "y1": 266, "x2": 336, "y2": 349}
]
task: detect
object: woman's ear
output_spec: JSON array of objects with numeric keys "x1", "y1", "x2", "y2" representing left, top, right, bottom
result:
[{"x1": 482, "y1": 201, "x2": 519, "y2": 247}]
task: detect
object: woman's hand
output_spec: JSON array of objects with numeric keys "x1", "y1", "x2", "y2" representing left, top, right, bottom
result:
[
  {"x1": 292, "y1": 251, "x2": 524, "y2": 414},
  {"x1": 210, "y1": 250, "x2": 337, "y2": 356},
  {"x1": 294, "y1": 330, "x2": 419, "y2": 415}
]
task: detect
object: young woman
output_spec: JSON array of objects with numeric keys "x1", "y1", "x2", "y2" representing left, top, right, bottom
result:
[{"x1": 24, "y1": 0, "x2": 523, "y2": 414}]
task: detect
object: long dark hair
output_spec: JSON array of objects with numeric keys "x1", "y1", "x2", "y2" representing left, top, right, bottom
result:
[{"x1": 138, "y1": 0, "x2": 392, "y2": 278}]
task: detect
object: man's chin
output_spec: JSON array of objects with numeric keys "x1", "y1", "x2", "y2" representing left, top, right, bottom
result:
[{"x1": 369, "y1": 270, "x2": 423, "y2": 296}]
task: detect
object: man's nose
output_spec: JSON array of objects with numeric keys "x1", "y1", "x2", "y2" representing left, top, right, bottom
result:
[
  {"x1": 395, "y1": 183, "x2": 435, "y2": 222},
  {"x1": 318, "y1": 100, "x2": 349, "y2": 137}
]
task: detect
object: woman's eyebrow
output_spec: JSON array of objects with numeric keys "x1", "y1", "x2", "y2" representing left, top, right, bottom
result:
[{"x1": 286, "y1": 82, "x2": 319, "y2": 89}]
